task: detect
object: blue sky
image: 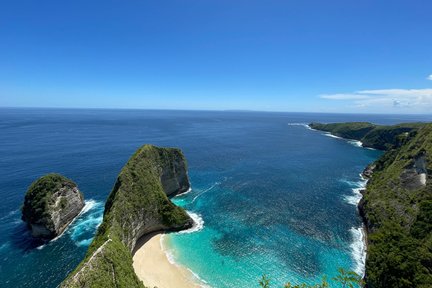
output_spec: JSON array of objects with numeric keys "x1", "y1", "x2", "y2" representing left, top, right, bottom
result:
[{"x1": 1, "y1": 1, "x2": 431, "y2": 113}]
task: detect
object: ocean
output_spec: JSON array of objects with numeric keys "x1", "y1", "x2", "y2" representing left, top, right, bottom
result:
[{"x1": 0, "y1": 108, "x2": 430, "y2": 287}]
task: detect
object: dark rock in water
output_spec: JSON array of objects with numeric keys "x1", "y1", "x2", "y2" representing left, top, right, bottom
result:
[
  {"x1": 362, "y1": 164, "x2": 375, "y2": 179},
  {"x1": 22, "y1": 173, "x2": 85, "y2": 239}
]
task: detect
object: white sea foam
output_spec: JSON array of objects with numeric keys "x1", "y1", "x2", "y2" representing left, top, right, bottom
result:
[
  {"x1": 340, "y1": 179, "x2": 366, "y2": 188},
  {"x1": 322, "y1": 132, "x2": 366, "y2": 148},
  {"x1": 48, "y1": 200, "x2": 102, "y2": 243},
  {"x1": 69, "y1": 200, "x2": 104, "y2": 247},
  {"x1": 342, "y1": 177, "x2": 367, "y2": 206},
  {"x1": 287, "y1": 122, "x2": 318, "y2": 131},
  {"x1": 179, "y1": 187, "x2": 192, "y2": 195},
  {"x1": 341, "y1": 175, "x2": 369, "y2": 276},
  {"x1": 80, "y1": 199, "x2": 100, "y2": 215},
  {"x1": 343, "y1": 188, "x2": 364, "y2": 206},
  {"x1": 177, "y1": 211, "x2": 205, "y2": 234},
  {"x1": 160, "y1": 235, "x2": 175, "y2": 264},
  {"x1": 0, "y1": 209, "x2": 19, "y2": 221},
  {"x1": 36, "y1": 244, "x2": 46, "y2": 250},
  {"x1": 160, "y1": 236, "x2": 210, "y2": 287},
  {"x1": 287, "y1": 122, "x2": 308, "y2": 127},
  {"x1": 186, "y1": 268, "x2": 210, "y2": 287},
  {"x1": 348, "y1": 139, "x2": 363, "y2": 147},
  {"x1": 350, "y1": 226, "x2": 367, "y2": 277},
  {"x1": 191, "y1": 182, "x2": 220, "y2": 203},
  {"x1": 0, "y1": 242, "x2": 10, "y2": 251},
  {"x1": 35, "y1": 200, "x2": 104, "y2": 249},
  {"x1": 324, "y1": 132, "x2": 343, "y2": 139}
]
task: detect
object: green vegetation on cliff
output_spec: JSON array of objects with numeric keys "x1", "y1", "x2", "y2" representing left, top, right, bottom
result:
[
  {"x1": 61, "y1": 145, "x2": 193, "y2": 288},
  {"x1": 259, "y1": 268, "x2": 362, "y2": 287},
  {"x1": 22, "y1": 173, "x2": 81, "y2": 229},
  {"x1": 312, "y1": 122, "x2": 432, "y2": 287},
  {"x1": 361, "y1": 124, "x2": 432, "y2": 287},
  {"x1": 309, "y1": 122, "x2": 424, "y2": 150}
]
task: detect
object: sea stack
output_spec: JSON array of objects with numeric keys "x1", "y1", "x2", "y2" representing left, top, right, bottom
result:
[{"x1": 22, "y1": 173, "x2": 85, "y2": 239}]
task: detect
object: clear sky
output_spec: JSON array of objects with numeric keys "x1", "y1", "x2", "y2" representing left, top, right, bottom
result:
[{"x1": 1, "y1": 1, "x2": 431, "y2": 113}]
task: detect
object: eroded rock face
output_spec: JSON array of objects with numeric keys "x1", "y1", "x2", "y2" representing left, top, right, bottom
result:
[
  {"x1": 22, "y1": 174, "x2": 84, "y2": 239},
  {"x1": 362, "y1": 164, "x2": 376, "y2": 179},
  {"x1": 108, "y1": 145, "x2": 193, "y2": 252},
  {"x1": 61, "y1": 145, "x2": 193, "y2": 288},
  {"x1": 159, "y1": 149, "x2": 190, "y2": 197},
  {"x1": 401, "y1": 152, "x2": 427, "y2": 190}
]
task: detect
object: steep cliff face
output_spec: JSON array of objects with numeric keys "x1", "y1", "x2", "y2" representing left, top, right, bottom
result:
[
  {"x1": 309, "y1": 122, "x2": 423, "y2": 150},
  {"x1": 159, "y1": 149, "x2": 190, "y2": 197},
  {"x1": 359, "y1": 125, "x2": 432, "y2": 288},
  {"x1": 61, "y1": 144, "x2": 193, "y2": 288},
  {"x1": 313, "y1": 122, "x2": 432, "y2": 287},
  {"x1": 22, "y1": 174, "x2": 84, "y2": 239}
]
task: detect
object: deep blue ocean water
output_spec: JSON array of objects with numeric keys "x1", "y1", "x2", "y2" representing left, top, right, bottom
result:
[{"x1": 0, "y1": 108, "x2": 431, "y2": 288}]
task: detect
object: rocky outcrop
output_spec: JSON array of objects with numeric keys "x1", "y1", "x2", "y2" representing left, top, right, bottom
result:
[
  {"x1": 312, "y1": 122, "x2": 432, "y2": 287},
  {"x1": 159, "y1": 149, "x2": 190, "y2": 197},
  {"x1": 400, "y1": 152, "x2": 427, "y2": 189},
  {"x1": 61, "y1": 144, "x2": 193, "y2": 288},
  {"x1": 362, "y1": 164, "x2": 375, "y2": 179},
  {"x1": 22, "y1": 174, "x2": 84, "y2": 239}
]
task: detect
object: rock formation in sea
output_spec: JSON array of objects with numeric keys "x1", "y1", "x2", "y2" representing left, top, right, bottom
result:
[
  {"x1": 22, "y1": 173, "x2": 85, "y2": 239},
  {"x1": 61, "y1": 144, "x2": 193, "y2": 288}
]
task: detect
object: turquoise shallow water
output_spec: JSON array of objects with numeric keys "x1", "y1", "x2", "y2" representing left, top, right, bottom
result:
[
  {"x1": 165, "y1": 125, "x2": 377, "y2": 287},
  {"x1": 0, "y1": 109, "x2": 430, "y2": 287}
]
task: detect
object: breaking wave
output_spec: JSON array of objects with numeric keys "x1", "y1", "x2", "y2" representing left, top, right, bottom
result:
[{"x1": 177, "y1": 211, "x2": 204, "y2": 234}]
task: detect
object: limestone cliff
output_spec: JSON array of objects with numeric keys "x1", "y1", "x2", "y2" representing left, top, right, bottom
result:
[
  {"x1": 22, "y1": 173, "x2": 85, "y2": 239},
  {"x1": 61, "y1": 144, "x2": 193, "y2": 288},
  {"x1": 313, "y1": 122, "x2": 432, "y2": 287}
]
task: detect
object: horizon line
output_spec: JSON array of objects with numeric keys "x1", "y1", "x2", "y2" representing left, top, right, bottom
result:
[{"x1": 1, "y1": 106, "x2": 432, "y2": 116}]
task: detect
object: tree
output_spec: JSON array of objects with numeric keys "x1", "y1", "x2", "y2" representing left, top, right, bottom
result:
[{"x1": 259, "y1": 268, "x2": 361, "y2": 288}]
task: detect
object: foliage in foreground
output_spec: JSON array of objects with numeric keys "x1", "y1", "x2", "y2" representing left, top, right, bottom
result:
[{"x1": 259, "y1": 268, "x2": 363, "y2": 288}]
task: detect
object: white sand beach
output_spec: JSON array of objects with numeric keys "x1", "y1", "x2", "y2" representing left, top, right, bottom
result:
[{"x1": 133, "y1": 233, "x2": 201, "y2": 288}]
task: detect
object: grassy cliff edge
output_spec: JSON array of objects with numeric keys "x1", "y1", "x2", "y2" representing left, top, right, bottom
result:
[
  {"x1": 61, "y1": 144, "x2": 193, "y2": 288},
  {"x1": 311, "y1": 122, "x2": 432, "y2": 287}
]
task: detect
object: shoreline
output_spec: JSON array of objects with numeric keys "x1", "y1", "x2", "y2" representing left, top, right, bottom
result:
[
  {"x1": 132, "y1": 232, "x2": 203, "y2": 288},
  {"x1": 308, "y1": 125, "x2": 371, "y2": 277}
]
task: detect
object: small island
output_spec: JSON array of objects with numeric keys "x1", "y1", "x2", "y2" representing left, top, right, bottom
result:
[
  {"x1": 61, "y1": 144, "x2": 193, "y2": 287},
  {"x1": 22, "y1": 173, "x2": 85, "y2": 239}
]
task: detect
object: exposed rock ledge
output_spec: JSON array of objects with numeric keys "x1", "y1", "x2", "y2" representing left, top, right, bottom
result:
[
  {"x1": 400, "y1": 152, "x2": 427, "y2": 189},
  {"x1": 22, "y1": 174, "x2": 84, "y2": 239},
  {"x1": 61, "y1": 144, "x2": 193, "y2": 288}
]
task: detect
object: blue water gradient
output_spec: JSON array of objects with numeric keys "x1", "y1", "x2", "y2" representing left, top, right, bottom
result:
[{"x1": 0, "y1": 109, "x2": 430, "y2": 287}]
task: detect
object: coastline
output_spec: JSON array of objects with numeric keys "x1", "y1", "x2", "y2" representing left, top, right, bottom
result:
[
  {"x1": 132, "y1": 232, "x2": 203, "y2": 288},
  {"x1": 350, "y1": 175, "x2": 369, "y2": 277},
  {"x1": 308, "y1": 124, "x2": 371, "y2": 277}
]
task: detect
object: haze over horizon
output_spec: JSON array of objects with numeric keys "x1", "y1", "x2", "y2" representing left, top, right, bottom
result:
[{"x1": 1, "y1": 1, "x2": 431, "y2": 114}]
